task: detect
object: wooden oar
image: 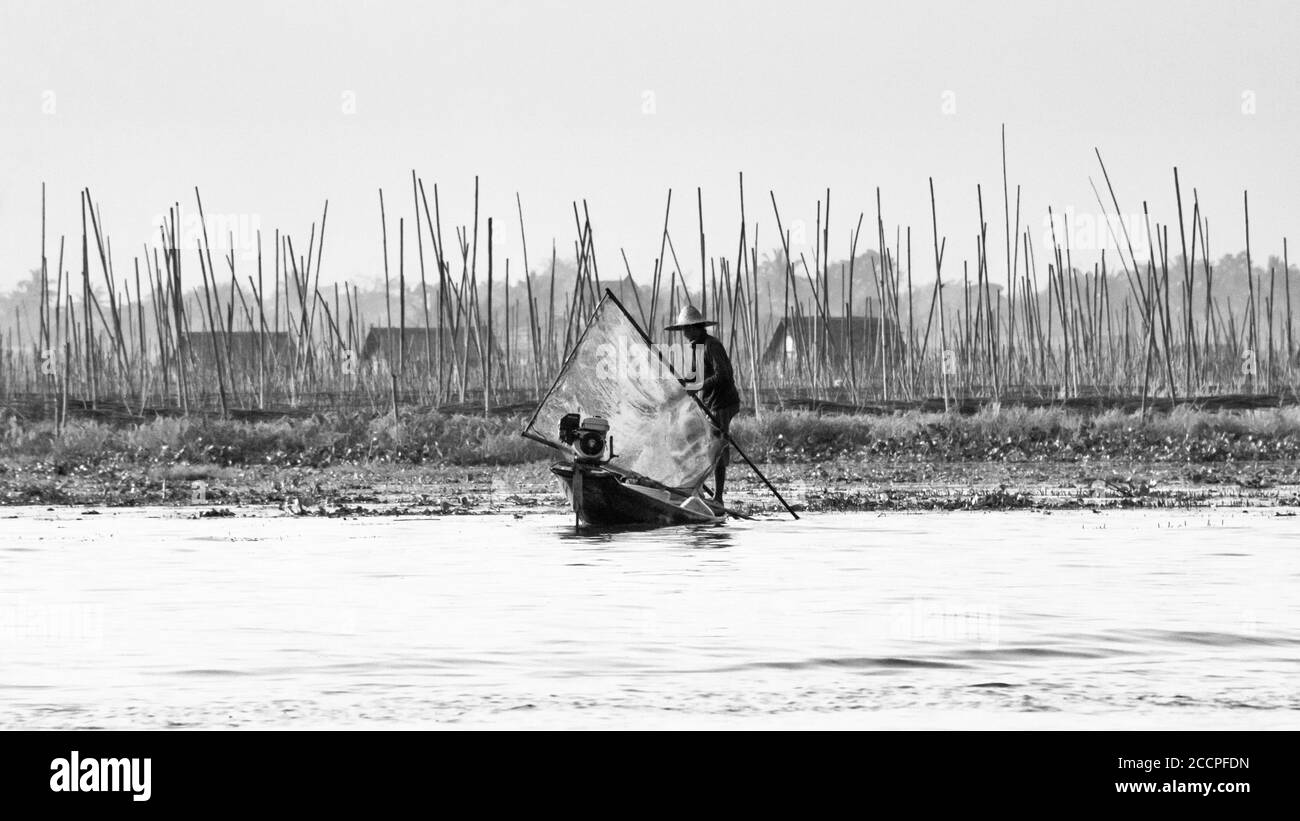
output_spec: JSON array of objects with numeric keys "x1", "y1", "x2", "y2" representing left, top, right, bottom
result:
[
  {"x1": 700, "y1": 485, "x2": 756, "y2": 520},
  {"x1": 691, "y1": 402, "x2": 799, "y2": 520}
]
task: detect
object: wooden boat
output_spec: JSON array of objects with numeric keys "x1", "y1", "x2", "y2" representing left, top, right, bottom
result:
[
  {"x1": 523, "y1": 290, "x2": 795, "y2": 529},
  {"x1": 550, "y1": 461, "x2": 726, "y2": 527}
]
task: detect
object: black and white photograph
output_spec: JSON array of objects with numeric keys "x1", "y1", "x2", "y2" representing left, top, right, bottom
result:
[{"x1": 0, "y1": 0, "x2": 1293, "y2": 802}]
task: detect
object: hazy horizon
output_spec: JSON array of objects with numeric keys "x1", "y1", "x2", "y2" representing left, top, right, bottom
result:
[{"x1": 4, "y1": 0, "x2": 1299, "y2": 293}]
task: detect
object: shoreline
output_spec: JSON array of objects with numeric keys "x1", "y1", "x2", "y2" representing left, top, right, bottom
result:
[
  {"x1": 4, "y1": 405, "x2": 1299, "y2": 514},
  {"x1": 3, "y1": 456, "x2": 1296, "y2": 515}
]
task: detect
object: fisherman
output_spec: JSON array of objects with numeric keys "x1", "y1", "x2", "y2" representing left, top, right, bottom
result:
[{"x1": 665, "y1": 304, "x2": 741, "y2": 506}]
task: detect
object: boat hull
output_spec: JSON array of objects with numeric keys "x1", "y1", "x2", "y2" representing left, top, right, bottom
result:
[{"x1": 551, "y1": 462, "x2": 725, "y2": 527}]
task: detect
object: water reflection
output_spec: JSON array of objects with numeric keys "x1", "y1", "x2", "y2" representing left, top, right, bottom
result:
[
  {"x1": 553, "y1": 522, "x2": 733, "y2": 549},
  {"x1": 678, "y1": 526, "x2": 733, "y2": 550},
  {"x1": 553, "y1": 523, "x2": 658, "y2": 544}
]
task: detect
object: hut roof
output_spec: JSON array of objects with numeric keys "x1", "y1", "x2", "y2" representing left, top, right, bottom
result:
[
  {"x1": 182, "y1": 330, "x2": 292, "y2": 346},
  {"x1": 762, "y1": 315, "x2": 903, "y2": 363},
  {"x1": 360, "y1": 327, "x2": 503, "y2": 364},
  {"x1": 181, "y1": 331, "x2": 294, "y2": 356}
]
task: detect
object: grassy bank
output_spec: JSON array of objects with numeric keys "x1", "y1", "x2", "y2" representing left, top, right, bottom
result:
[
  {"x1": 4, "y1": 406, "x2": 1300, "y2": 469},
  {"x1": 3, "y1": 406, "x2": 1300, "y2": 510},
  {"x1": 747, "y1": 405, "x2": 1300, "y2": 463}
]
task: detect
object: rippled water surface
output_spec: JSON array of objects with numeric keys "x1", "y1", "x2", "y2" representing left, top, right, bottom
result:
[{"x1": 2, "y1": 507, "x2": 1296, "y2": 728}]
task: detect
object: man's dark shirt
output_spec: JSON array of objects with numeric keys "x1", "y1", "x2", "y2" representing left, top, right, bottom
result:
[{"x1": 691, "y1": 334, "x2": 741, "y2": 413}]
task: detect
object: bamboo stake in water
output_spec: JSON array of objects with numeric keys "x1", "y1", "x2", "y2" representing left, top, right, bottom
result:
[
  {"x1": 929, "y1": 179, "x2": 950, "y2": 411},
  {"x1": 1244, "y1": 191, "x2": 1256, "y2": 392},
  {"x1": 414, "y1": 173, "x2": 432, "y2": 398},
  {"x1": 400, "y1": 218, "x2": 408, "y2": 387},
  {"x1": 1285, "y1": 237, "x2": 1293, "y2": 371}
]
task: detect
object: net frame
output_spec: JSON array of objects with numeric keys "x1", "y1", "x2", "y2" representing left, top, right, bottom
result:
[{"x1": 522, "y1": 289, "x2": 724, "y2": 492}]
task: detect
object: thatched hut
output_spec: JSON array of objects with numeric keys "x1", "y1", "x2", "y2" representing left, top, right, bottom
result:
[
  {"x1": 762, "y1": 316, "x2": 904, "y2": 367},
  {"x1": 181, "y1": 331, "x2": 294, "y2": 372},
  {"x1": 360, "y1": 327, "x2": 503, "y2": 371}
]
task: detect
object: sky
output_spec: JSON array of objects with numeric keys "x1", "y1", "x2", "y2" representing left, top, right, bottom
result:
[{"x1": 2, "y1": 0, "x2": 1299, "y2": 293}]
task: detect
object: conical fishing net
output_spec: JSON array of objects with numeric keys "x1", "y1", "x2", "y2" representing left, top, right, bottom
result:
[{"x1": 523, "y1": 291, "x2": 723, "y2": 491}]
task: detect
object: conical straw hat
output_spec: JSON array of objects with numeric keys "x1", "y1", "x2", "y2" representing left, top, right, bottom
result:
[{"x1": 664, "y1": 304, "x2": 718, "y2": 331}]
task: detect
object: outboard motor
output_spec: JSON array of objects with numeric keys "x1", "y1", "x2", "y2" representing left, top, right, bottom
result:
[
  {"x1": 558, "y1": 412, "x2": 613, "y2": 463},
  {"x1": 573, "y1": 417, "x2": 610, "y2": 463},
  {"x1": 558, "y1": 413, "x2": 581, "y2": 446}
]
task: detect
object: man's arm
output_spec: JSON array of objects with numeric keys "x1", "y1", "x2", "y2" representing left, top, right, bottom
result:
[{"x1": 701, "y1": 338, "x2": 735, "y2": 392}]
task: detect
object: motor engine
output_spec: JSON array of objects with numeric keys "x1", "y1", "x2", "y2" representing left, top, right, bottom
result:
[{"x1": 558, "y1": 413, "x2": 613, "y2": 463}]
